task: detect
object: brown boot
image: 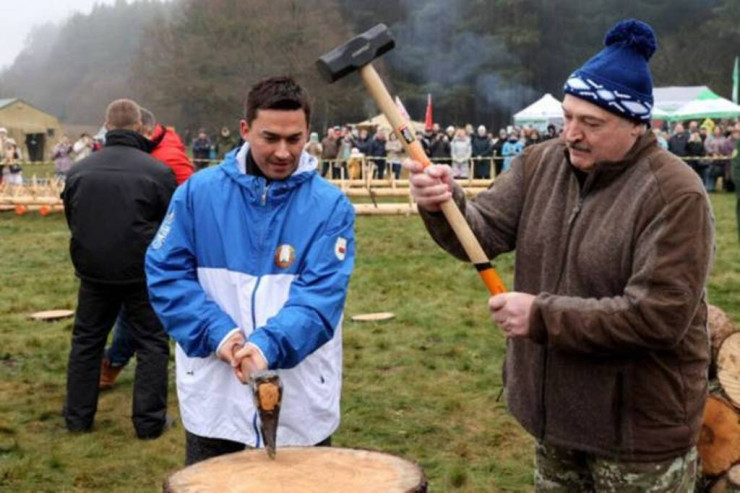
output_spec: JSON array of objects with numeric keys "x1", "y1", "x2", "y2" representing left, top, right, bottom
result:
[{"x1": 100, "y1": 358, "x2": 124, "y2": 390}]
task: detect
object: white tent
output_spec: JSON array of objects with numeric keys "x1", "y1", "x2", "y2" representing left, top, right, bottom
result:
[
  {"x1": 665, "y1": 88, "x2": 740, "y2": 121},
  {"x1": 651, "y1": 106, "x2": 672, "y2": 120},
  {"x1": 355, "y1": 114, "x2": 426, "y2": 133},
  {"x1": 653, "y1": 86, "x2": 710, "y2": 114},
  {"x1": 513, "y1": 93, "x2": 563, "y2": 128}
]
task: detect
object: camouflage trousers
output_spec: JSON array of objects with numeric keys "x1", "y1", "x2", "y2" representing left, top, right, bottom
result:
[{"x1": 534, "y1": 442, "x2": 698, "y2": 492}]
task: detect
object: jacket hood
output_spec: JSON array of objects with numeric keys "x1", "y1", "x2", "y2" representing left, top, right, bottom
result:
[{"x1": 220, "y1": 142, "x2": 317, "y2": 190}]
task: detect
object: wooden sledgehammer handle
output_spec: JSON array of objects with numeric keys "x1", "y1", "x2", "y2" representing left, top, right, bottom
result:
[{"x1": 359, "y1": 64, "x2": 507, "y2": 295}]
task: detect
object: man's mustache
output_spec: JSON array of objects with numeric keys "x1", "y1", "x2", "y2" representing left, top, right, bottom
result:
[{"x1": 568, "y1": 142, "x2": 590, "y2": 153}]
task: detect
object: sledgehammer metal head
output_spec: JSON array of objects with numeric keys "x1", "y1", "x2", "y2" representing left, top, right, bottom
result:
[{"x1": 316, "y1": 23, "x2": 395, "y2": 83}]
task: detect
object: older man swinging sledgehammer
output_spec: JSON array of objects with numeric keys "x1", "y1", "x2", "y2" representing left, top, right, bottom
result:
[{"x1": 320, "y1": 20, "x2": 714, "y2": 491}]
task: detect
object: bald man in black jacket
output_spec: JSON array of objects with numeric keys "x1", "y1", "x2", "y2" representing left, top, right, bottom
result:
[{"x1": 62, "y1": 99, "x2": 176, "y2": 439}]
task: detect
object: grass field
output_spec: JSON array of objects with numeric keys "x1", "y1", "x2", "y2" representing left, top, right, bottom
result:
[{"x1": 0, "y1": 192, "x2": 737, "y2": 492}]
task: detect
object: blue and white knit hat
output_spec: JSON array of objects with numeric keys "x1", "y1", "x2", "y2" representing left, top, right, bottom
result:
[{"x1": 563, "y1": 19, "x2": 657, "y2": 123}]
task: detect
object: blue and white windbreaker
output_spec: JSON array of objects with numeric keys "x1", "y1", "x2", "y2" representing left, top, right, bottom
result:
[{"x1": 145, "y1": 143, "x2": 355, "y2": 446}]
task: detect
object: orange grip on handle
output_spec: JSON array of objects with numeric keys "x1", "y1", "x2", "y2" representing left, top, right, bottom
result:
[
  {"x1": 479, "y1": 267, "x2": 507, "y2": 295},
  {"x1": 402, "y1": 138, "x2": 431, "y2": 168}
]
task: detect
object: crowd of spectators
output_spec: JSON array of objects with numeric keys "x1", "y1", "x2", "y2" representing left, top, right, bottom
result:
[
  {"x1": 309, "y1": 122, "x2": 560, "y2": 180},
  {"x1": 661, "y1": 118, "x2": 739, "y2": 192},
  {"x1": 4, "y1": 116, "x2": 739, "y2": 191},
  {"x1": 0, "y1": 130, "x2": 103, "y2": 186},
  {"x1": 308, "y1": 117, "x2": 740, "y2": 190}
]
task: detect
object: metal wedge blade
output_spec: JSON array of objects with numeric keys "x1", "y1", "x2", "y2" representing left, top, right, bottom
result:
[{"x1": 249, "y1": 370, "x2": 282, "y2": 459}]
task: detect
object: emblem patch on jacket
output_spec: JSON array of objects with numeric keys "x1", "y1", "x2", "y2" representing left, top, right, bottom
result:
[
  {"x1": 151, "y1": 212, "x2": 175, "y2": 250},
  {"x1": 335, "y1": 237, "x2": 347, "y2": 261},
  {"x1": 274, "y1": 244, "x2": 295, "y2": 269}
]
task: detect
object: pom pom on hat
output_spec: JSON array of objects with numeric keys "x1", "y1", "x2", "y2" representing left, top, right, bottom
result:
[
  {"x1": 563, "y1": 18, "x2": 657, "y2": 123},
  {"x1": 604, "y1": 19, "x2": 657, "y2": 61}
]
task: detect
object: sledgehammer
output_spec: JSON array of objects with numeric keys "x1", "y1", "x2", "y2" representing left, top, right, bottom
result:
[{"x1": 317, "y1": 24, "x2": 507, "y2": 295}]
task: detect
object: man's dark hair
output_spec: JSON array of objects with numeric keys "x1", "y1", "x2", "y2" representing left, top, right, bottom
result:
[
  {"x1": 140, "y1": 108, "x2": 156, "y2": 130},
  {"x1": 245, "y1": 76, "x2": 311, "y2": 125}
]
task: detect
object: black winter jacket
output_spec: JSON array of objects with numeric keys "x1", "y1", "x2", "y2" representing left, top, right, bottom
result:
[
  {"x1": 471, "y1": 134, "x2": 493, "y2": 157},
  {"x1": 367, "y1": 138, "x2": 387, "y2": 161},
  {"x1": 62, "y1": 130, "x2": 177, "y2": 284}
]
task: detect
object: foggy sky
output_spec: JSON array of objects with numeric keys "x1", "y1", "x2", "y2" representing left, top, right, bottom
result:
[{"x1": 0, "y1": 0, "x2": 120, "y2": 70}]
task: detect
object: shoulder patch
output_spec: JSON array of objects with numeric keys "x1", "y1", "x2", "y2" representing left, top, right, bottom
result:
[
  {"x1": 151, "y1": 212, "x2": 174, "y2": 250},
  {"x1": 334, "y1": 237, "x2": 347, "y2": 261}
]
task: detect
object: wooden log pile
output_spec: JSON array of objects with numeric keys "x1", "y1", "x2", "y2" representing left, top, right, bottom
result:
[
  {"x1": 0, "y1": 175, "x2": 494, "y2": 216},
  {"x1": 700, "y1": 305, "x2": 740, "y2": 491},
  {"x1": 0, "y1": 177, "x2": 64, "y2": 215},
  {"x1": 327, "y1": 176, "x2": 493, "y2": 215}
]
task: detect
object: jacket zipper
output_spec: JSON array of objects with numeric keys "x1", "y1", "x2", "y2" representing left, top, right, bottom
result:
[
  {"x1": 261, "y1": 183, "x2": 270, "y2": 206},
  {"x1": 252, "y1": 178, "x2": 268, "y2": 448},
  {"x1": 539, "y1": 172, "x2": 592, "y2": 442},
  {"x1": 250, "y1": 275, "x2": 262, "y2": 447},
  {"x1": 567, "y1": 197, "x2": 584, "y2": 226}
]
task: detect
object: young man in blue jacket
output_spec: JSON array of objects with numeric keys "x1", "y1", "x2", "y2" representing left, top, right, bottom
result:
[{"x1": 146, "y1": 76, "x2": 356, "y2": 465}]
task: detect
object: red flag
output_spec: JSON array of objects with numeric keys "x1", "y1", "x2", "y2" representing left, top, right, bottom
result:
[{"x1": 424, "y1": 93, "x2": 433, "y2": 131}]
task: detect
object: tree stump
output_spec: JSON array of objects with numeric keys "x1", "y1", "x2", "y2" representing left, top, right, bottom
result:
[
  {"x1": 718, "y1": 333, "x2": 740, "y2": 409},
  {"x1": 164, "y1": 447, "x2": 427, "y2": 493},
  {"x1": 699, "y1": 395, "x2": 740, "y2": 476}
]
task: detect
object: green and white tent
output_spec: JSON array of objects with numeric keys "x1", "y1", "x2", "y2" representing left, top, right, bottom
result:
[{"x1": 662, "y1": 88, "x2": 740, "y2": 121}]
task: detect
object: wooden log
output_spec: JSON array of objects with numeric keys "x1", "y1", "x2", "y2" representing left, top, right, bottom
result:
[
  {"x1": 0, "y1": 204, "x2": 64, "y2": 214},
  {"x1": 353, "y1": 203, "x2": 418, "y2": 216},
  {"x1": 327, "y1": 178, "x2": 494, "y2": 188},
  {"x1": 351, "y1": 312, "x2": 395, "y2": 322},
  {"x1": 731, "y1": 466, "x2": 740, "y2": 489},
  {"x1": 711, "y1": 305, "x2": 737, "y2": 364},
  {"x1": 718, "y1": 333, "x2": 740, "y2": 409},
  {"x1": 0, "y1": 196, "x2": 63, "y2": 205},
  {"x1": 164, "y1": 447, "x2": 427, "y2": 493},
  {"x1": 698, "y1": 395, "x2": 740, "y2": 476},
  {"x1": 706, "y1": 464, "x2": 740, "y2": 492},
  {"x1": 29, "y1": 309, "x2": 74, "y2": 322},
  {"x1": 342, "y1": 188, "x2": 487, "y2": 197},
  {"x1": 344, "y1": 188, "x2": 411, "y2": 197}
]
